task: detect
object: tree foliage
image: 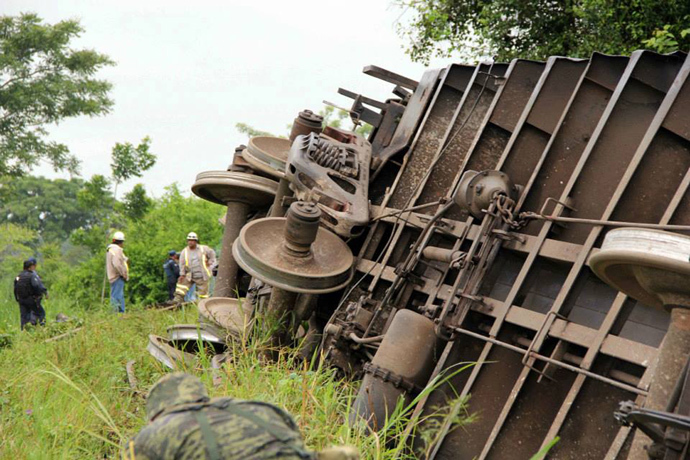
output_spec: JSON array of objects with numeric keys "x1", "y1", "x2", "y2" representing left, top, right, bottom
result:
[
  {"x1": 0, "y1": 13, "x2": 114, "y2": 176},
  {"x1": 60, "y1": 184, "x2": 224, "y2": 306},
  {"x1": 122, "y1": 183, "x2": 152, "y2": 221},
  {"x1": 235, "y1": 122, "x2": 278, "y2": 138},
  {"x1": 0, "y1": 175, "x2": 90, "y2": 241},
  {"x1": 110, "y1": 137, "x2": 155, "y2": 194},
  {"x1": 395, "y1": 0, "x2": 690, "y2": 63},
  {"x1": 0, "y1": 222, "x2": 36, "y2": 278}
]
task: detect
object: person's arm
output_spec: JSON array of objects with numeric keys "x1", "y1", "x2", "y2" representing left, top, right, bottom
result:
[
  {"x1": 113, "y1": 249, "x2": 129, "y2": 280},
  {"x1": 13, "y1": 276, "x2": 19, "y2": 302},
  {"x1": 121, "y1": 439, "x2": 154, "y2": 460},
  {"x1": 205, "y1": 246, "x2": 217, "y2": 268},
  {"x1": 31, "y1": 273, "x2": 48, "y2": 296},
  {"x1": 178, "y1": 250, "x2": 188, "y2": 277}
]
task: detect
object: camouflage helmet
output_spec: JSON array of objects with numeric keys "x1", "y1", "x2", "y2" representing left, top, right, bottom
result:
[{"x1": 146, "y1": 373, "x2": 209, "y2": 421}]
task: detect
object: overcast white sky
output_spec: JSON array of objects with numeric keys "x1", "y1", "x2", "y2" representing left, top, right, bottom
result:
[{"x1": 2, "y1": 0, "x2": 457, "y2": 196}]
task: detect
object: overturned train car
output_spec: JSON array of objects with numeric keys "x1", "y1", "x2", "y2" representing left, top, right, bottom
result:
[
  {"x1": 195, "y1": 51, "x2": 690, "y2": 459},
  {"x1": 318, "y1": 51, "x2": 690, "y2": 459}
]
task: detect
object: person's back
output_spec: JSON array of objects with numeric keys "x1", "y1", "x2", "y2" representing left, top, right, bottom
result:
[
  {"x1": 123, "y1": 373, "x2": 314, "y2": 460},
  {"x1": 123, "y1": 373, "x2": 358, "y2": 460},
  {"x1": 14, "y1": 258, "x2": 47, "y2": 329},
  {"x1": 163, "y1": 258, "x2": 179, "y2": 282},
  {"x1": 127, "y1": 397, "x2": 312, "y2": 459}
]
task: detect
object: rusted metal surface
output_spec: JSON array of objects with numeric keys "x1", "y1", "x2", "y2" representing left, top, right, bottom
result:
[
  {"x1": 371, "y1": 68, "x2": 441, "y2": 172},
  {"x1": 286, "y1": 130, "x2": 371, "y2": 237},
  {"x1": 191, "y1": 171, "x2": 277, "y2": 297},
  {"x1": 198, "y1": 297, "x2": 253, "y2": 340},
  {"x1": 430, "y1": 51, "x2": 688, "y2": 460},
  {"x1": 289, "y1": 109, "x2": 323, "y2": 141},
  {"x1": 244, "y1": 136, "x2": 291, "y2": 179},
  {"x1": 186, "y1": 51, "x2": 690, "y2": 459},
  {"x1": 232, "y1": 201, "x2": 354, "y2": 295}
]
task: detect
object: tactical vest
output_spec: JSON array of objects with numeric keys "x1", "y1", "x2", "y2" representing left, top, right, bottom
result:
[
  {"x1": 15, "y1": 271, "x2": 37, "y2": 303},
  {"x1": 146, "y1": 398, "x2": 313, "y2": 460}
]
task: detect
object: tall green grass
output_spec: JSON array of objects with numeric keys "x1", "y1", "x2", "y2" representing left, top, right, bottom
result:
[{"x1": 0, "y1": 291, "x2": 472, "y2": 459}]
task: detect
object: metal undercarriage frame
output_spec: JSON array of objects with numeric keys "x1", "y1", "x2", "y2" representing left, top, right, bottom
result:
[{"x1": 321, "y1": 51, "x2": 690, "y2": 459}]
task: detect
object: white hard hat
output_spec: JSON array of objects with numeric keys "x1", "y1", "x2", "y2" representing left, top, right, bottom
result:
[
  {"x1": 113, "y1": 231, "x2": 125, "y2": 241},
  {"x1": 186, "y1": 232, "x2": 199, "y2": 241}
]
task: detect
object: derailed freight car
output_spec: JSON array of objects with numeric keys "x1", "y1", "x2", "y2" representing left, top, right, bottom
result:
[
  {"x1": 178, "y1": 51, "x2": 690, "y2": 459},
  {"x1": 321, "y1": 51, "x2": 690, "y2": 459}
]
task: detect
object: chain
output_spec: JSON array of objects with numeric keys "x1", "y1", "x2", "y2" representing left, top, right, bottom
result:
[
  {"x1": 494, "y1": 194, "x2": 532, "y2": 230},
  {"x1": 362, "y1": 362, "x2": 421, "y2": 393}
]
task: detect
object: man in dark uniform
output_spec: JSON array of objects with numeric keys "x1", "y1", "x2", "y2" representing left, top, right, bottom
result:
[
  {"x1": 163, "y1": 250, "x2": 180, "y2": 301},
  {"x1": 13, "y1": 257, "x2": 48, "y2": 330}
]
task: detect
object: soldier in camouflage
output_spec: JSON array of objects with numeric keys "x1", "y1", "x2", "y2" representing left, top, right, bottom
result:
[{"x1": 122, "y1": 373, "x2": 358, "y2": 460}]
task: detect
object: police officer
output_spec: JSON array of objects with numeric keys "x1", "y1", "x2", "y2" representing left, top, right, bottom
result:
[
  {"x1": 123, "y1": 373, "x2": 358, "y2": 460},
  {"x1": 163, "y1": 250, "x2": 180, "y2": 301},
  {"x1": 14, "y1": 257, "x2": 48, "y2": 330}
]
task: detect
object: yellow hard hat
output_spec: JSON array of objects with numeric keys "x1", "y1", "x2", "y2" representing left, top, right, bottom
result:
[
  {"x1": 113, "y1": 231, "x2": 125, "y2": 241},
  {"x1": 186, "y1": 232, "x2": 199, "y2": 241}
]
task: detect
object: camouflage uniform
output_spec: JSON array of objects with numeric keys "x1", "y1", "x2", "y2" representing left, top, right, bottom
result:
[{"x1": 123, "y1": 373, "x2": 315, "y2": 460}]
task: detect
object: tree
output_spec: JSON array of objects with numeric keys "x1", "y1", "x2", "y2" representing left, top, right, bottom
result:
[
  {"x1": 72, "y1": 174, "x2": 116, "y2": 253},
  {"x1": 235, "y1": 122, "x2": 278, "y2": 138},
  {"x1": 122, "y1": 183, "x2": 152, "y2": 221},
  {"x1": 319, "y1": 106, "x2": 373, "y2": 138},
  {"x1": 76, "y1": 174, "x2": 114, "y2": 221},
  {"x1": 0, "y1": 223, "x2": 36, "y2": 278},
  {"x1": 110, "y1": 137, "x2": 156, "y2": 198},
  {"x1": 0, "y1": 175, "x2": 91, "y2": 241},
  {"x1": 395, "y1": 0, "x2": 690, "y2": 63},
  {"x1": 0, "y1": 13, "x2": 114, "y2": 176}
]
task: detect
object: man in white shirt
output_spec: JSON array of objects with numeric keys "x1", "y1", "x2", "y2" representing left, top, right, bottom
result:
[{"x1": 106, "y1": 231, "x2": 129, "y2": 313}]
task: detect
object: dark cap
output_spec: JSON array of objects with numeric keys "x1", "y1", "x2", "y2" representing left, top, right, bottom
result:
[
  {"x1": 168, "y1": 250, "x2": 177, "y2": 256},
  {"x1": 23, "y1": 257, "x2": 37, "y2": 269}
]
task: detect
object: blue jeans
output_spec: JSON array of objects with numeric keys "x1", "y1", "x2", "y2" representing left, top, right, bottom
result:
[{"x1": 110, "y1": 277, "x2": 126, "y2": 313}]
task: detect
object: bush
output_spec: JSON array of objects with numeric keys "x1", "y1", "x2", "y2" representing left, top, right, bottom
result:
[{"x1": 54, "y1": 185, "x2": 225, "y2": 307}]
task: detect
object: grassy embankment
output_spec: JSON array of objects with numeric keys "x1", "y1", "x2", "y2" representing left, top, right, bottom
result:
[{"x1": 0, "y1": 287, "x2": 469, "y2": 459}]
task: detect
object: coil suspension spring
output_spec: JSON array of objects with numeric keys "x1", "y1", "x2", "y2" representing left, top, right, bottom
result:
[{"x1": 308, "y1": 136, "x2": 346, "y2": 172}]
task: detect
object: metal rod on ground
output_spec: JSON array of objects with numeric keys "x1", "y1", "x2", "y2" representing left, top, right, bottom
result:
[{"x1": 214, "y1": 201, "x2": 250, "y2": 297}]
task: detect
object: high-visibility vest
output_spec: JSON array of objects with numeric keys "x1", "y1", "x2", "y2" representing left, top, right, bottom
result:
[{"x1": 181, "y1": 246, "x2": 211, "y2": 278}]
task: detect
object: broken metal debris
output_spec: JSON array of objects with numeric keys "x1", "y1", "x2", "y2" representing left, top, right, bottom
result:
[
  {"x1": 147, "y1": 298, "x2": 255, "y2": 370},
  {"x1": 198, "y1": 296, "x2": 253, "y2": 341},
  {"x1": 147, "y1": 334, "x2": 197, "y2": 370}
]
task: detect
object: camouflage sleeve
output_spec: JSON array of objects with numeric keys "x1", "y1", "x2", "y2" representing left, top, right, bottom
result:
[{"x1": 121, "y1": 439, "x2": 154, "y2": 460}]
